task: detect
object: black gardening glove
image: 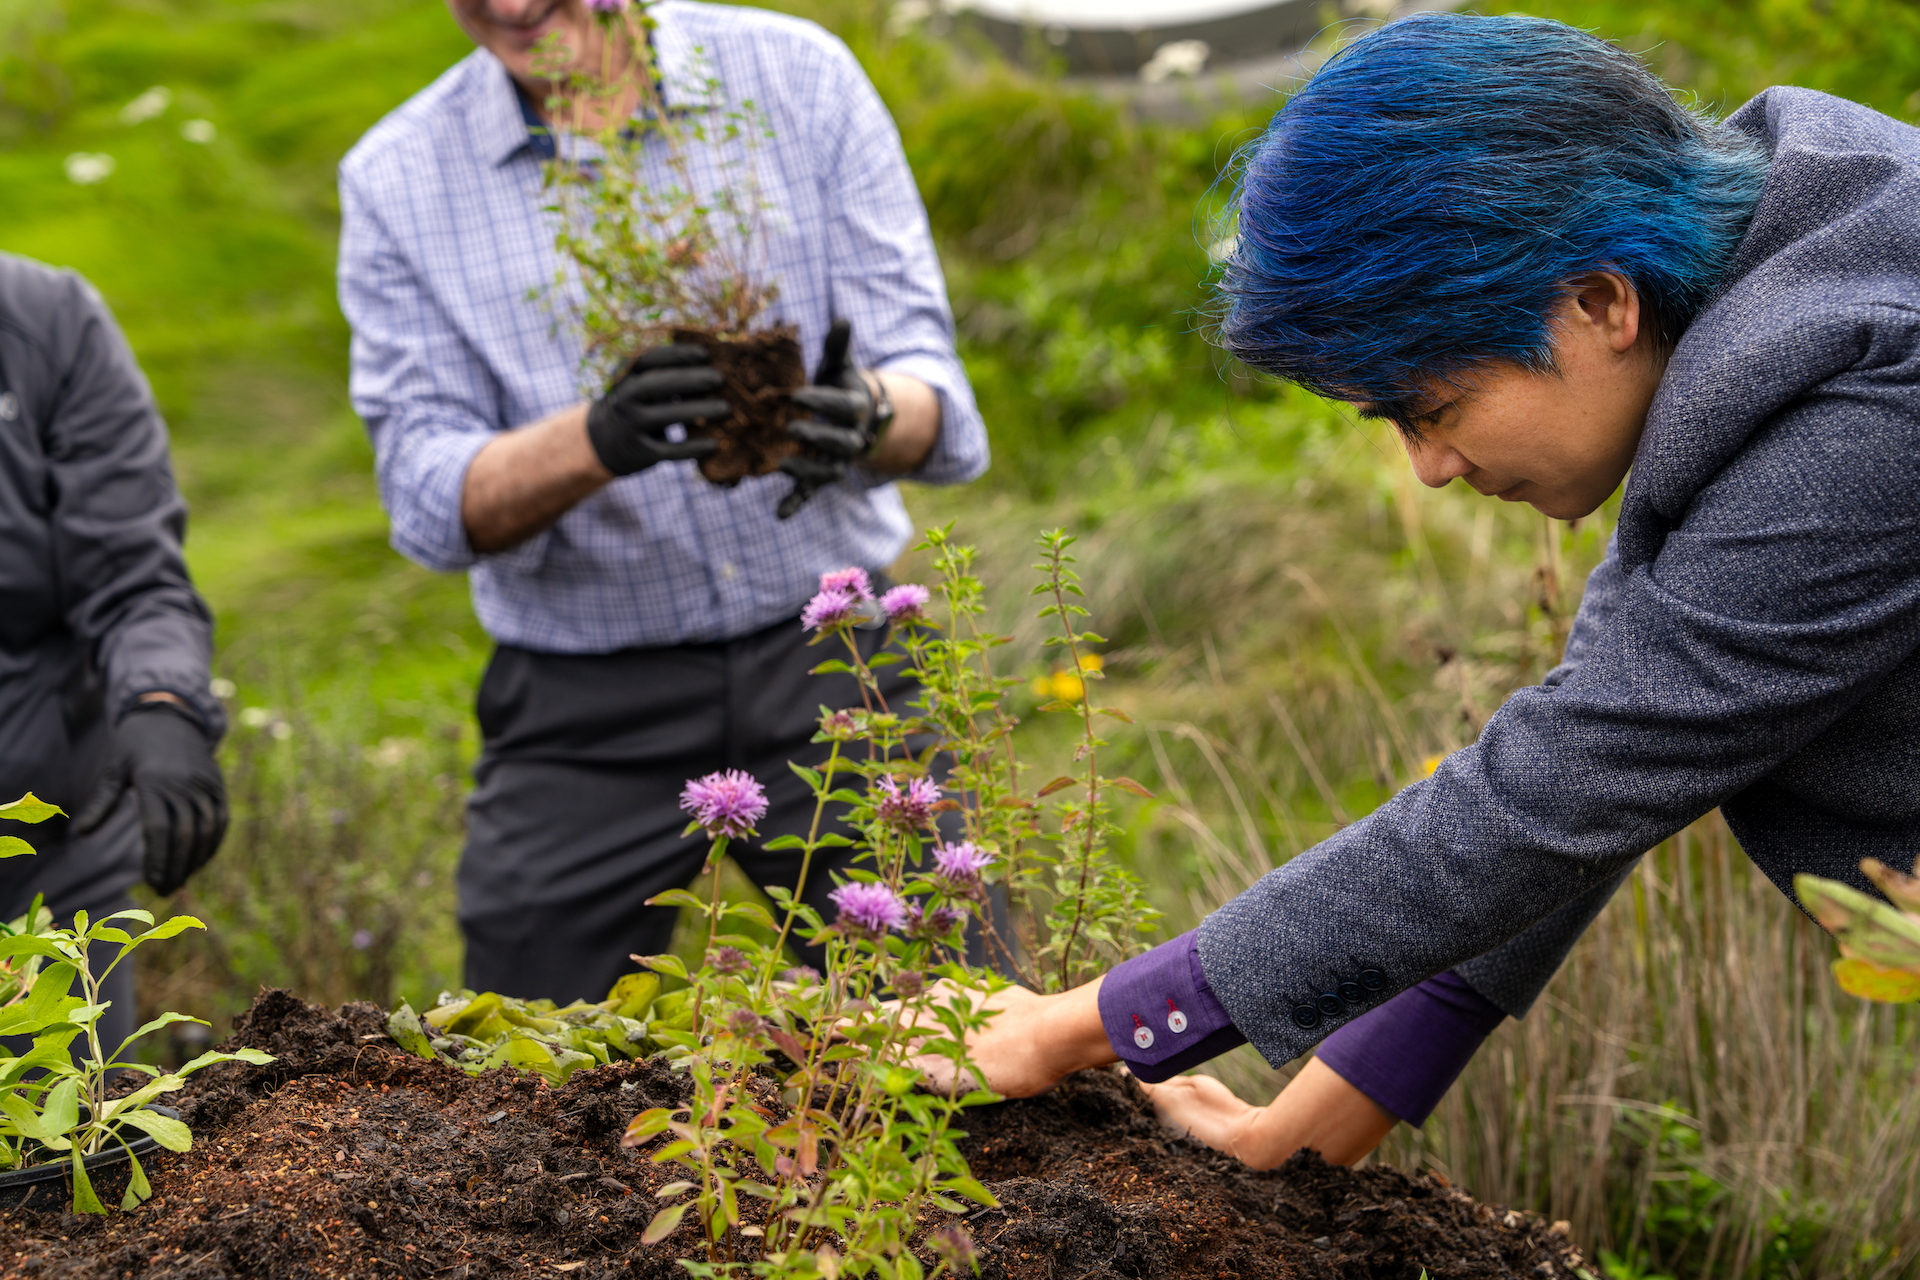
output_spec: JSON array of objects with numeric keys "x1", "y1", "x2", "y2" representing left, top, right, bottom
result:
[
  {"x1": 586, "y1": 344, "x2": 732, "y2": 477},
  {"x1": 778, "y1": 319, "x2": 892, "y2": 520},
  {"x1": 72, "y1": 701, "x2": 229, "y2": 897}
]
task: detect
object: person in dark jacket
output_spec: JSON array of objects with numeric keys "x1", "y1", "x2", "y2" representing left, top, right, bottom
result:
[
  {"x1": 920, "y1": 14, "x2": 1920, "y2": 1164},
  {"x1": 0, "y1": 252, "x2": 229, "y2": 1052}
]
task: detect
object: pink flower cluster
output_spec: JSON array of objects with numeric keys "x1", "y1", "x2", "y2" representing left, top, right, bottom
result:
[
  {"x1": 584, "y1": 0, "x2": 629, "y2": 12},
  {"x1": 678, "y1": 769, "x2": 768, "y2": 839},
  {"x1": 905, "y1": 900, "x2": 967, "y2": 940},
  {"x1": 830, "y1": 881, "x2": 907, "y2": 938},
  {"x1": 800, "y1": 568, "x2": 932, "y2": 633},
  {"x1": 875, "y1": 774, "x2": 941, "y2": 830},
  {"x1": 931, "y1": 840, "x2": 995, "y2": 895}
]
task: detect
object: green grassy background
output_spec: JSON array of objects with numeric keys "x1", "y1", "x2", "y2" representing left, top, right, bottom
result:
[{"x1": 4, "y1": 0, "x2": 1919, "y2": 1274}]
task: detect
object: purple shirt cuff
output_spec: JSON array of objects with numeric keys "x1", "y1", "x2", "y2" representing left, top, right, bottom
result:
[
  {"x1": 1315, "y1": 971, "x2": 1505, "y2": 1126},
  {"x1": 1099, "y1": 930, "x2": 1248, "y2": 1082}
]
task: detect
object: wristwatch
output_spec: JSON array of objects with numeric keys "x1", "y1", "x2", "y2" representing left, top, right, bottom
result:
[{"x1": 865, "y1": 371, "x2": 895, "y2": 451}]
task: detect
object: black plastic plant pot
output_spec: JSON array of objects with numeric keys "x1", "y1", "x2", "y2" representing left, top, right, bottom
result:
[{"x1": 0, "y1": 1105, "x2": 182, "y2": 1212}]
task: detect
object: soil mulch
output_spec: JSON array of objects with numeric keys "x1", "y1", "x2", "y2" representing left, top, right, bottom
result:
[
  {"x1": 674, "y1": 326, "x2": 807, "y2": 485},
  {"x1": 2, "y1": 992, "x2": 1594, "y2": 1280}
]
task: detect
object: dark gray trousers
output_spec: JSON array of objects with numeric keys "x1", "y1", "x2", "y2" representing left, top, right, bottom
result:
[{"x1": 458, "y1": 614, "x2": 995, "y2": 1004}]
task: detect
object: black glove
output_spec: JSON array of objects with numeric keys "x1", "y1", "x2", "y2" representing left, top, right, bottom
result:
[
  {"x1": 71, "y1": 701, "x2": 229, "y2": 897},
  {"x1": 778, "y1": 319, "x2": 893, "y2": 520},
  {"x1": 586, "y1": 344, "x2": 731, "y2": 477}
]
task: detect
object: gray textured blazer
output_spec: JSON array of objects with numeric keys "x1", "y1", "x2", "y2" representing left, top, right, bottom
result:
[{"x1": 1197, "y1": 87, "x2": 1920, "y2": 1066}]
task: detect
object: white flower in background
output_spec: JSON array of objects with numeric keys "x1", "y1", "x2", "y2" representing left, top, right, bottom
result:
[
  {"x1": 209, "y1": 677, "x2": 237, "y2": 699},
  {"x1": 1140, "y1": 39, "x2": 1209, "y2": 84},
  {"x1": 64, "y1": 153, "x2": 116, "y2": 185},
  {"x1": 180, "y1": 118, "x2": 216, "y2": 144},
  {"x1": 118, "y1": 85, "x2": 172, "y2": 125},
  {"x1": 270, "y1": 720, "x2": 293, "y2": 741},
  {"x1": 239, "y1": 706, "x2": 275, "y2": 728},
  {"x1": 887, "y1": 0, "x2": 933, "y2": 36}
]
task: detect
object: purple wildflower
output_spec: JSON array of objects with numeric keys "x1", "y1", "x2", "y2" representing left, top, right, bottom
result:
[
  {"x1": 879, "y1": 582, "x2": 931, "y2": 625},
  {"x1": 818, "y1": 708, "x2": 858, "y2": 741},
  {"x1": 874, "y1": 774, "x2": 941, "y2": 830},
  {"x1": 891, "y1": 970, "x2": 927, "y2": 1000},
  {"x1": 584, "y1": 0, "x2": 628, "y2": 11},
  {"x1": 705, "y1": 945, "x2": 749, "y2": 975},
  {"x1": 780, "y1": 965, "x2": 822, "y2": 986},
  {"x1": 905, "y1": 901, "x2": 967, "y2": 940},
  {"x1": 818, "y1": 567, "x2": 874, "y2": 600},
  {"x1": 679, "y1": 769, "x2": 769, "y2": 839},
  {"x1": 725, "y1": 1008, "x2": 764, "y2": 1039},
  {"x1": 930, "y1": 1225, "x2": 978, "y2": 1272},
  {"x1": 830, "y1": 882, "x2": 908, "y2": 938},
  {"x1": 931, "y1": 840, "x2": 995, "y2": 894},
  {"x1": 801, "y1": 586, "x2": 861, "y2": 633}
]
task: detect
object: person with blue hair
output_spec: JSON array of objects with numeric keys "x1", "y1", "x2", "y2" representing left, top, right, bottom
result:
[{"x1": 919, "y1": 11, "x2": 1920, "y2": 1166}]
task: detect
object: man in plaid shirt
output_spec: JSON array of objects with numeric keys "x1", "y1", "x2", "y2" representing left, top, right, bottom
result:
[{"x1": 338, "y1": 0, "x2": 988, "y2": 1001}]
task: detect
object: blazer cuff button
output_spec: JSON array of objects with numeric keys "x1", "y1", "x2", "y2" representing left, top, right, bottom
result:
[
  {"x1": 1337, "y1": 981, "x2": 1365, "y2": 1005},
  {"x1": 1316, "y1": 992, "x2": 1346, "y2": 1017},
  {"x1": 1359, "y1": 968, "x2": 1387, "y2": 991},
  {"x1": 1290, "y1": 1004, "x2": 1321, "y2": 1030}
]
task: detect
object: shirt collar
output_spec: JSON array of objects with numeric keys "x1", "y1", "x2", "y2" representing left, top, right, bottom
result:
[{"x1": 477, "y1": 4, "x2": 719, "y2": 171}]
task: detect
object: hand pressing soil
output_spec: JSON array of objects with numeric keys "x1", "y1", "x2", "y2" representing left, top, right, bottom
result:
[{"x1": 2, "y1": 992, "x2": 1595, "y2": 1280}]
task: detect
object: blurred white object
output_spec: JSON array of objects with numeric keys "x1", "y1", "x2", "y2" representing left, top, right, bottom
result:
[
  {"x1": 181, "y1": 118, "x2": 217, "y2": 144},
  {"x1": 118, "y1": 86, "x2": 172, "y2": 125},
  {"x1": 1140, "y1": 38, "x2": 1209, "y2": 81},
  {"x1": 964, "y1": 0, "x2": 1271, "y2": 23},
  {"x1": 64, "y1": 153, "x2": 116, "y2": 185},
  {"x1": 889, "y1": 0, "x2": 935, "y2": 34}
]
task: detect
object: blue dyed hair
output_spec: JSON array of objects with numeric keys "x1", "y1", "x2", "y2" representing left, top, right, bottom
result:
[{"x1": 1216, "y1": 13, "x2": 1770, "y2": 428}]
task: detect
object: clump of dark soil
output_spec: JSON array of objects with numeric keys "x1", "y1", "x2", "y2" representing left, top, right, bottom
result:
[
  {"x1": 675, "y1": 325, "x2": 807, "y2": 484},
  {"x1": 3, "y1": 993, "x2": 1593, "y2": 1279}
]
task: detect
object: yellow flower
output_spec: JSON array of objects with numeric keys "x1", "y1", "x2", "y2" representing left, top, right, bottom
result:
[
  {"x1": 1076, "y1": 653, "x2": 1104, "y2": 673},
  {"x1": 1420, "y1": 752, "x2": 1447, "y2": 778},
  {"x1": 1051, "y1": 671, "x2": 1086, "y2": 703}
]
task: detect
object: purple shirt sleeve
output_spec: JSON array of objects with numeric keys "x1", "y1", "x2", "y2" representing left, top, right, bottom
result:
[
  {"x1": 1315, "y1": 970, "x2": 1505, "y2": 1126},
  {"x1": 1099, "y1": 930, "x2": 1248, "y2": 1082}
]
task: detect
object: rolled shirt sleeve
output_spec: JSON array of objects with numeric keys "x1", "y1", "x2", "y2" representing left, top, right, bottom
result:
[{"x1": 338, "y1": 171, "x2": 502, "y2": 576}]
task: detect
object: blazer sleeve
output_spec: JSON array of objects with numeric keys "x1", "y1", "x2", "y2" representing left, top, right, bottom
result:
[{"x1": 44, "y1": 271, "x2": 223, "y2": 738}]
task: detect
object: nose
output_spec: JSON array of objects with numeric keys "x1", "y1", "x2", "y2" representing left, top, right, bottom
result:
[{"x1": 1402, "y1": 435, "x2": 1475, "y2": 490}]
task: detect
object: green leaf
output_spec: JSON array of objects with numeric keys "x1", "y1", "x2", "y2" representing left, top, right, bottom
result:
[
  {"x1": 1036, "y1": 776, "x2": 1077, "y2": 798},
  {"x1": 1833, "y1": 957, "x2": 1920, "y2": 1003},
  {"x1": 762, "y1": 834, "x2": 808, "y2": 851},
  {"x1": 0, "y1": 794, "x2": 64, "y2": 824},
  {"x1": 67, "y1": 1002, "x2": 110, "y2": 1025},
  {"x1": 177, "y1": 1047, "x2": 275, "y2": 1075},
  {"x1": 100, "y1": 1074, "x2": 187, "y2": 1119},
  {"x1": 1096, "y1": 706, "x2": 1135, "y2": 725},
  {"x1": 120, "y1": 1147, "x2": 152, "y2": 1209},
  {"x1": 113, "y1": 1012, "x2": 209, "y2": 1064},
  {"x1": 386, "y1": 1003, "x2": 436, "y2": 1060},
  {"x1": 787, "y1": 762, "x2": 823, "y2": 789},
  {"x1": 942, "y1": 1176, "x2": 1000, "y2": 1208},
  {"x1": 87, "y1": 927, "x2": 134, "y2": 946},
  {"x1": 41, "y1": 1076, "x2": 80, "y2": 1138},
  {"x1": 1796, "y1": 874, "x2": 1920, "y2": 968},
  {"x1": 645, "y1": 889, "x2": 707, "y2": 912},
  {"x1": 643, "y1": 1201, "x2": 690, "y2": 1245},
  {"x1": 0, "y1": 836, "x2": 36, "y2": 858},
  {"x1": 638, "y1": 953, "x2": 689, "y2": 981},
  {"x1": 71, "y1": 1146, "x2": 107, "y2": 1215},
  {"x1": 1107, "y1": 776, "x2": 1156, "y2": 799},
  {"x1": 724, "y1": 902, "x2": 777, "y2": 930},
  {"x1": 809, "y1": 659, "x2": 855, "y2": 676},
  {"x1": 0, "y1": 934, "x2": 66, "y2": 962},
  {"x1": 866, "y1": 652, "x2": 904, "y2": 668},
  {"x1": 116, "y1": 1108, "x2": 193, "y2": 1152},
  {"x1": 132, "y1": 916, "x2": 205, "y2": 944},
  {"x1": 604, "y1": 972, "x2": 661, "y2": 1020}
]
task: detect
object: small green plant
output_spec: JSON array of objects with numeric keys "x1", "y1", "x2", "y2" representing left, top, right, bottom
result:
[
  {"x1": 533, "y1": 3, "x2": 779, "y2": 386},
  {"x1": 0, "y1": 792, "x2": 274, "y2": 1212},
  {"x1": 1795, "y1": 859, "x2": 1920, "y2": 1003},
  {"x1": 387, "y1": 980, "x2": 660, "y2": 1087}
]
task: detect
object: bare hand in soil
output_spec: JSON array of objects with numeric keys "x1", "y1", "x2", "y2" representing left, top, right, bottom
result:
[
  {"x1": 894, "y1": 977, "x2": 1116, "y2": 1099},
  {"x1": 1137, "y1": 1056, "x2": 1397, "y2": 1170},
  {"x1": 584, "y1": 344, "x2": 729, "y2": 477}
]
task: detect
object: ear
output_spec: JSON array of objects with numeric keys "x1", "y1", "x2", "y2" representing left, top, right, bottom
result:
[{"x1": 1569, "y1": 271, "x2": 1642, "y2": 354}]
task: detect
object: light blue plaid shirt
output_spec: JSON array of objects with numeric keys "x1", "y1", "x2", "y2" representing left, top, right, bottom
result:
[{"x1": 337, "y1": 3, "x2": 988, "y2": 652}]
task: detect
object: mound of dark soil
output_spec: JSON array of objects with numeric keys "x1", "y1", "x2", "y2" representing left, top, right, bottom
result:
[{"x1": 2, "y1": 993, "x2": 1593, "y2": 1280}]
